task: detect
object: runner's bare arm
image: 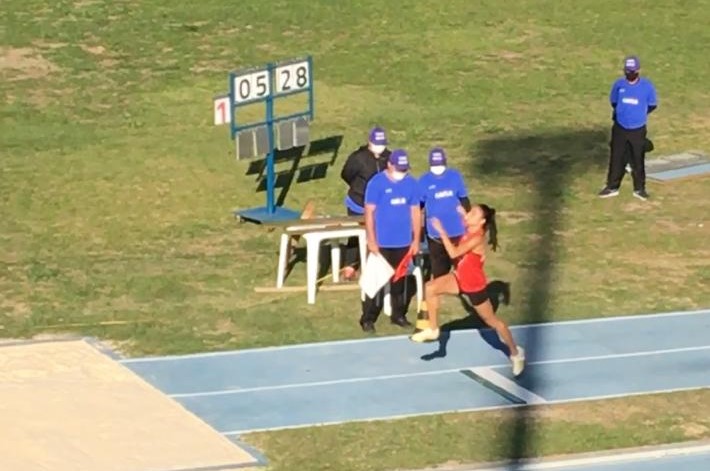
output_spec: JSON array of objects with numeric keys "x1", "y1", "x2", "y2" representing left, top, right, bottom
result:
[{"x1": 431, "y1": 218, "x2": 482, "y2": 259}]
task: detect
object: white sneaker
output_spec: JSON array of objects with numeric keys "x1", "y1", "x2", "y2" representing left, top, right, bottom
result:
[
  {"x1": 510, "y1": 346, "x2": 526, "y2": 377},
  {"x1": 410, "y1": 328, "x2": 440, "y2": 343}
]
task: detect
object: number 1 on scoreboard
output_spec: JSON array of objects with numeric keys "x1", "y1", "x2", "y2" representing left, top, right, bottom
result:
[{"x1": 213, "y1": 94, "x2": 231, "y2": 125}]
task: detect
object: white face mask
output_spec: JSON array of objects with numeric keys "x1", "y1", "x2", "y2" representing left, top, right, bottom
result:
[
  {"x1": 391, "y1": 170, "x2": 406, "y2": 181},
  {"x1": 430, "y1": 165, "x2": 446, "y2": 176},
  {"x1": 370, "y1": 144, "x2": 386, "y2": 155}
]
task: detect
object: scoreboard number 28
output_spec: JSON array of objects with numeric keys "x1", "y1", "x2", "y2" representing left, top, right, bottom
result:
[{"x1": 274, "y1": 60, "x2": 310, "y2": 95}]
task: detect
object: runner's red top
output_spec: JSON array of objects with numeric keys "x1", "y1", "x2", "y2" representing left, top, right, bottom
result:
[{"x1": 454, "y1": 231, "x2": 487, "y2": 293}]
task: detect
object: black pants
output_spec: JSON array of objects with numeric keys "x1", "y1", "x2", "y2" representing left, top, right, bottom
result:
[
  {"x1": 607, "y1": 123, "x2": 647, "y2": 191},
  {"x1": 361, "y1": 246, "x2": 410, "y2": 323},
  {"x1": 427, "y1": 235, "x2": 462, "y2": 279},
  {"x1": 343, "y1": 207, "x2": 363, "y2": 269}
]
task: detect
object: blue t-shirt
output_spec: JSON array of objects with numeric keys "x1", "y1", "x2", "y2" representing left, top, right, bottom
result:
[
  {"x1": 419, "y1": 169, "x2": 468, "y2": 239},
  {"x1": 365, "y1": 172, "x2": 420, "y2": 248},
  {"x1": 610, "y1": 77, "x2": 657, "y2": 130}
]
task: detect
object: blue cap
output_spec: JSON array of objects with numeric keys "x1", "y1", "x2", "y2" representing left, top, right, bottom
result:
[
  {"x1": 388, "y1": 148, "x2": 410, "y2": 171},
  {"x1": 368, "y1": 127, "x2": 387, "y2": 146},
  {"x1": 429, "y1": 147, "x2": 447, "y2": 166},
  {"x1": 624, "y1": 55, "x2": 640, "y2": 72}
]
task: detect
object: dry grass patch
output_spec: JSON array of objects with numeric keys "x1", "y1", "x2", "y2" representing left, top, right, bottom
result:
[{"x1": 0, "y1": 47, "x2": 59, "y2": 81}]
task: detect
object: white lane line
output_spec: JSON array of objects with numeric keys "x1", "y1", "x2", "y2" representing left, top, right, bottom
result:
[
  {"x1": 169, "y1": 368, "x2": 462, "y2": 398},
  {"x1": 220, "y1": 386, "x2": 710, "y2": 436},
  {"x1": 168, "y1": 344, "x2": 710, "y2": 398},
  {"x1": 119, "y1": 308, "x2": 710, "y2": 363}
]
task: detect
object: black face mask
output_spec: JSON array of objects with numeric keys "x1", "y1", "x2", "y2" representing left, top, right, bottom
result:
[{"x1": 625, "y1": 71, "x2": 639, "y2": 81}]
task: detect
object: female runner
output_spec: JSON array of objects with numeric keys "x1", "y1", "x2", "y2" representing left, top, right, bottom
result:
[{"x1": 411, "y1": 204, "x2": 525, "y2": 376}]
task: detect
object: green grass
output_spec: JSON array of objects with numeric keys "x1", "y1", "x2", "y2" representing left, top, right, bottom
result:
[
  {"x1": 2, "y1": 1, "x2": 710, "y2": 469},
  {"x1": 248, "y1": 390, "x2": 710, "y2": 471}
]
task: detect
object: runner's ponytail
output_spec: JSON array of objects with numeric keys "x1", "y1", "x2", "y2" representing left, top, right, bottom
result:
[{"x1": 479, "y1": 204, "x2": 498, "y2": 251}]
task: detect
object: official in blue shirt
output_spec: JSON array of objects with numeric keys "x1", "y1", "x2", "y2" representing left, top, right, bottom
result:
[
  {"x1": 361, "y1": 149, "x2": 422, "y2": 332},
  {"x1": 419, "y1": 148, "x2": 471, "y2": 279},
  {"x1": 599, "y1": 55, "x2": 658, "y2": 201}
]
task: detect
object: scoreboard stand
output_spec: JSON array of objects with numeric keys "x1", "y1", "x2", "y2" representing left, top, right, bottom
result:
[{"x1": 213, "y1": 56, "x2": 314, "y2": 224}]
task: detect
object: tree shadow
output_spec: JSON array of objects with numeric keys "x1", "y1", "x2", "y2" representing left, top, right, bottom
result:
[
  {"x1": 471, "y1": 127, "x2": 609, "y2": 467},
  {"x1": 247, "y1": 135, "x2": 343, "y2": 206}
]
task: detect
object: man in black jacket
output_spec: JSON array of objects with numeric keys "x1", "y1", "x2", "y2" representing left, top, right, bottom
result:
[{"x1": 340, "y1": 127, "x2": 391, "y2": 280}]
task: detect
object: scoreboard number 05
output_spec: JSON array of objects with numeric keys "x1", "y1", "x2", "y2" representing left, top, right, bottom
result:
[
  {"x1": 275, "y1": 61, "x2": 310, "y2": 95},
  {"x1": 233, "y1": 69, "x2": 270, "y2": 104}
]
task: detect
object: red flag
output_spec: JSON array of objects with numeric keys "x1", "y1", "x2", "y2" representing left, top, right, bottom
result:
[{"x1": 392, "y1": 250, "x2": 413, "y2": 282}]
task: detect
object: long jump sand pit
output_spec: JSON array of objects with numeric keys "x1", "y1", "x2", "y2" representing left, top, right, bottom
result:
[{"x1": 0, "y1": 338, "x2": 260, "y2": 471}]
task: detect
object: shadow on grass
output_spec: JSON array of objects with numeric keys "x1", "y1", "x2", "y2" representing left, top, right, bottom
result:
[
  {"x1": 471, "y1": 127, "x2": 609, "y2": 468},
  {"x1": 247, "y1": 135, "x2": 343, "y2": 206},
  {"x1": 280, "y1": 245, "x2": 340, "y2": 282}
]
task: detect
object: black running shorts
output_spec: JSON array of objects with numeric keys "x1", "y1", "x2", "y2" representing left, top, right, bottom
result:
[{"x1": 462, "y1": 289, "x2": 489, "y2": 306}]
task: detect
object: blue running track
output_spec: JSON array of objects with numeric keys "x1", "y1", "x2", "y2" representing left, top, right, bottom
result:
[{"x1": 121, "y1": 309, "x2": 710, "y2": 438}]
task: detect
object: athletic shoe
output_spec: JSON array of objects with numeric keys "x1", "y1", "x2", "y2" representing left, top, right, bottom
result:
[
  {"x1": 410, "y1": 328, "x2": 440, "y2": 343},
  {"x1": 598, "y1": 187, "x2": 619, "y2": 198},
  {"x1": 511, "y1": 346, "x2": 526, "y2": 377},
  {"x1": 625, "y1": 164, "x2": 633, "y2": 174},
  {"x1": 360, "y1": 320, "x2": 375, "y2": 333},
  {"x1": 633, "y1": 190, "x2": 649, "y2": 201},
  {"x1": 391, "y1": 317, "x2": 412, "y2": 328}
]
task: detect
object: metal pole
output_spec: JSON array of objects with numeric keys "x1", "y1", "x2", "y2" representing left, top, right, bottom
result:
[
  {"x1": 228, "y1": 72, "x2": 237, "y2": 140},
  {"x1": 265, "y1": 62, "x2": 276, "y2": 214},
  {"x1": 307, "y1": 55, "x2": 315, "y2": 121}
]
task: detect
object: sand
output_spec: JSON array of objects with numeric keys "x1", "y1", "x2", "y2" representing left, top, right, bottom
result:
[{"x1": 0, "y1": 339, "x2": 259, "y2": 471}]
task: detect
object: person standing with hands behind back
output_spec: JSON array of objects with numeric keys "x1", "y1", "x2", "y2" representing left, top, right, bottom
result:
[
  {"x1": 360, "y1": 149, "x2": 421, "y2": 333},
  {"x1": 340, "y1": 127, "x2": 391, "y2": 280},
  {"x1": 599, "y1": 55, "x2": 658, "y2": 201}
]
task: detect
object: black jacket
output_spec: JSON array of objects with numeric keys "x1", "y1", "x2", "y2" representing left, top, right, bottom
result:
[{"x1": 340, "y1": 145, "x2": 390, "y2": 208}]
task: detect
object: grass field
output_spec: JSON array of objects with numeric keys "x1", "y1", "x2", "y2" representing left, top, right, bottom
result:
[{"x1": 2, "y1": 1, "x2": 710, "y2": 470}]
